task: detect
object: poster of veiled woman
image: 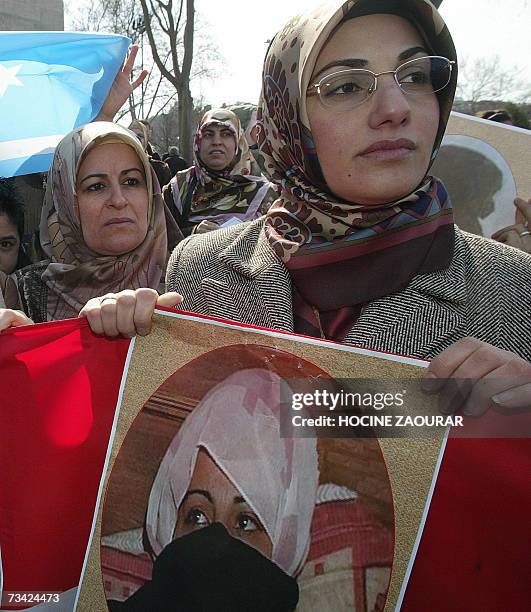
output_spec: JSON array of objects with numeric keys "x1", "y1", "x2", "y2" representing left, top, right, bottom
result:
[{"x1": 73, "y1": 309, "x2": 447, "y2": 612}]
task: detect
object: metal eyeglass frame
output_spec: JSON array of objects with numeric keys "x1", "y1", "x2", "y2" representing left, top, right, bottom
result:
[{"x1": 307, "y1": 55, "x2": 456, "y2": 108}]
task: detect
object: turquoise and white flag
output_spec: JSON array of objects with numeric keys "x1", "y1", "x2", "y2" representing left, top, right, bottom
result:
[{"x1": 0, "y1": 32, "x2": 130, "y2": 178}]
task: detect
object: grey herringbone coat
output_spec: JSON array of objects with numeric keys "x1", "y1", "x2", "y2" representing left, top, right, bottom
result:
[{"x1": 166, "y1": 218, "x2": 531, "y2": 360}]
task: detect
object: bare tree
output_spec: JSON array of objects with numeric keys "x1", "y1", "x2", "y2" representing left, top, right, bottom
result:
[
  {"x1": 69, "y1": 0, "x2": 219, "y2": 157},
  {"x1": 139, "y1": 0, "x2": 196, "y2": 160},
  {"x1": 151, "y1": 103, "x2": 180, "y2": 152},
  {"x1": 151, "y1": 95, "x2": 211, "y2": 157},
  {"x1": 456, "y1": 55, "x2": 531, "y2": 113},
  {"x1": 69, "y1": 0, "x2": 176, "y2": 122},
  {"x1": 70, "y1": 0, "x2": 137, "y2": 35}
]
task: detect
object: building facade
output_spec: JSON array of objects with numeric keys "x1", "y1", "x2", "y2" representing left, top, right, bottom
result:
[{"x1": 0, "y1": 0, "x2": 64, "y2": 31}]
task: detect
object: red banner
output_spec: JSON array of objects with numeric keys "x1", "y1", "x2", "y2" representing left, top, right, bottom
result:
[{"x1": 0, "y1": 319, "x2": 130, "y2": 610}]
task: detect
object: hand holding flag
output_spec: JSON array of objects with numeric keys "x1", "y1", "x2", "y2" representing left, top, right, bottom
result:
[{"x1": 96, "y1": 44, "x2": 148, "y2": 122}]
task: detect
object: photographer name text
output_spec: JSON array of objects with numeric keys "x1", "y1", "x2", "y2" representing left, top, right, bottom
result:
[{"x1": 291, "y1": 414, "x2": 463, "y2": 428}]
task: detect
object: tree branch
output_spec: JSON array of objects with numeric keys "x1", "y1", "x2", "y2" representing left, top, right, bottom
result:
[
  {"x1": 181, "y1": 0, "x2": 195, "y2": 82},
  {"x1": 139, "y1": 0, "x2": 178, "y2": 86},
  {"x1": 174, "y1": 0, "x2": 184, "y2": 33},
  {"x1": 146, "y1": 51, "x2": 173, "y2": 117},
  {"x1": 150, "y1": 0, "x2": 169, "y2": 35},
  {"x1": 150, "y1": 91, "x2": 179, "y2": 119}
]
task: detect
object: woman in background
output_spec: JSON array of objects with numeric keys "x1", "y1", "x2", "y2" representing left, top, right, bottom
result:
[
  {"x1": 0, "y1": 122, "x2": 173, "y2": 327},
  {"x1": 0, "y1": 178, "x2": 31, "y2": 276},
  {"x1": 163, "y1": 108, "x2": 278, "y2": 236}
]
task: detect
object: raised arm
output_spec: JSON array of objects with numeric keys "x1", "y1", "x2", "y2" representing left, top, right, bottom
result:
[{"x1": 95, "y1": 44, "x2": 148, "y2": 123}]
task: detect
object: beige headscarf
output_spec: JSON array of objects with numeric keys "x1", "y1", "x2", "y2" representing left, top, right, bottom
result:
[
  {"x1": 39, "y1": 121, "x2": 167, "y2": 321},
  {"x1": 146, "y1": 369, "x2": 319, "y2": 577}
]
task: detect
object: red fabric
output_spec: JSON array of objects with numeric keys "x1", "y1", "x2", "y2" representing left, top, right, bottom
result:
[
  {"x1": 101, "y1": 548, "x2": 152, "y2": 602},
  {"x1": 308, "y1": 499, "x2": 393, "y2": 567},
  {"x1": 0, "y1": 319, "x2": 130, "y2": 609},
  {"x1": 1, "y1": 314, "x2": 529, "y2": 611},
  {"x1": 403, "y1": 438, "x2": 531, "y2": 611}
]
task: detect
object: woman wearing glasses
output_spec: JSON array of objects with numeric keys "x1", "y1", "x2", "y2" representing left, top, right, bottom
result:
[{"x1": 81, "y1": 0, "x2": 531, "y2": 413}]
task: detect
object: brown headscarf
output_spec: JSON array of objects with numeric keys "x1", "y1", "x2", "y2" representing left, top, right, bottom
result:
[
  {"x1": 39, "y1": 121, "x2": 168, "y2": 321},
  {"x1": 258, "y1": 0, "x2": 457, "y2": 262}
]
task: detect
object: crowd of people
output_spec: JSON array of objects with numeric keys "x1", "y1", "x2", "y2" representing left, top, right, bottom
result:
[{"x1": 1, "y1": 0, "x2": 531, "y2": 606}]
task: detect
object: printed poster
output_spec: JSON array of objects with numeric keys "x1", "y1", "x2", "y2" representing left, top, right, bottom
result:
[
  {"x1": 78, "y1": 309, "x2": 447, "y2": 612},
  {"x1": 431, "y1": 110, "x2": 531, "y2": 237}
]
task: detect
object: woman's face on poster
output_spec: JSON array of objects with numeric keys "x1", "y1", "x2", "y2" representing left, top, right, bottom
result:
[{"x1": 173, "y1": 448, "x2": 273, "y2": 558}]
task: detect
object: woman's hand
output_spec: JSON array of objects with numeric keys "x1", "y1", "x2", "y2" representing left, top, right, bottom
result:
[
  {"x1": 193, "y1": 220, "x2": 219, "y2": 235},
  {"x1": 95, "y1": 45, "x2": 148, "y2": 122},
  {"x1": 0, "y1": 309, "x2": 34, "y2": 332},
  {"x1": 79, "y1": 289, "x2": 182, "y2": 338},
  {"x1": 423, "y1": 337, "x2": 531, "y2": 414},
  {"x1": 491, "y1": 197, "x2": 531, "y2": 254}
]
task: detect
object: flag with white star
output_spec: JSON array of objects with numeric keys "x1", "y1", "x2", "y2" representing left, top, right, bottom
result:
[{"x1": 0, "y1": 32, "x2": 130, "y2": 177}]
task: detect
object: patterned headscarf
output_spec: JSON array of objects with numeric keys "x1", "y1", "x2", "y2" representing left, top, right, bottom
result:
[
  {"x1": 146, "y1": 369, "x2": 319, "y2": 577},
  {"x1": 169, "y1": 108, "x2": 277, "y2": 223},
  {"x1": 39, "y1": 121, "x2": 167, "y2": 321},
  {"x1": 258, "y1": 0, "x2": 457, "y2": 263}
]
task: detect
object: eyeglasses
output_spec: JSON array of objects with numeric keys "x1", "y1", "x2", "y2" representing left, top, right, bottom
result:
[{"x1": 307, "y1": 56, "x2": 455, "y2": 111}]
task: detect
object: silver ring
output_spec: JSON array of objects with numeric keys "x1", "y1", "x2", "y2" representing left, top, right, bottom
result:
[
  {"x1": 99, "y1": 296, "x2": 115, "y2": 305},
  {"x1": 519, "y1": 230, "x2": 531, "y2": 237}
]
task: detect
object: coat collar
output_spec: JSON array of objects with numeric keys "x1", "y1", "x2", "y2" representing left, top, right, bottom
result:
[
  {"x1": 217, "y1": 218, "x2": 278, "y2": 279},
  {"x1": 407, "y1": 227, "x2": 468, "y2": 302},
  {"x1": 202, "y1": 221, "x2": 469, "y2": 354},
  {"x1": 201, "y1": 219, "x2": 294, "y2": 330}
]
